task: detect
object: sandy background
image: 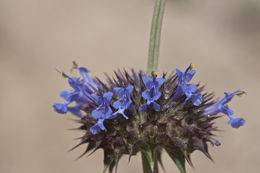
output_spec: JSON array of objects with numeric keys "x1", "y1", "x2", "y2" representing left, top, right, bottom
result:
[{"x1": 0, "y1": 0, "x2": 260, "y2": 172}]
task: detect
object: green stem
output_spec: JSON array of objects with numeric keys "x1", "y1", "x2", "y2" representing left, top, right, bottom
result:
[
  {"x1": 147, "y1": 0, "x2": 166, "y2": 76},
  {"x1": 141, "y1": 147, "x2": 159, "y2": 173},
  {"x1": 141, "y1": 151, "x2": 152, "y2": 173}
]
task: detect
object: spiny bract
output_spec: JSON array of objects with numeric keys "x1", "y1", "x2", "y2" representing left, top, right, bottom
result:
[{"x1": 53, "y1": 62, "x2": 246, "y2": 173}]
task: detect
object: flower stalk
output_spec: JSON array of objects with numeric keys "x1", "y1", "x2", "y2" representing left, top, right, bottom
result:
[
  {"x1": 143, "y1": 0, "x2": 166, "y2": 172},
  {"x1": 141, "y1": 147, "x2": 159, "y2": 173},
  {"x1": 147, "y1": 0, "x2": 166, "y2": 76}
]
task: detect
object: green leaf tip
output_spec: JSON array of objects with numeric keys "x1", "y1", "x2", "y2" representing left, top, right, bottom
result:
[{"x1": 166, "y1": 149, "x2": 186, "y2": 173}]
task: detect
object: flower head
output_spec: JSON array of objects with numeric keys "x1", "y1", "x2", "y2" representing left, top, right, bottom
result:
[{"x1": 53, "y1": 63, "x2": 246, "y2": 173}]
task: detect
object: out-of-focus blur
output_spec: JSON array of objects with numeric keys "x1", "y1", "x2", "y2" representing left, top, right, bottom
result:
[{"x1": 0, "y1": 0, "x2": 259, "y2": 172}]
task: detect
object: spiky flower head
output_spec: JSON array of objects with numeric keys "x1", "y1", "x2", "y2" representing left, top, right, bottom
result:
[{"x1": 53, "y1": 62, "x2": 246, "y2": 173}]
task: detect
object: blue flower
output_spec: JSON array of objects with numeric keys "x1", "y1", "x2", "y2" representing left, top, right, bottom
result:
[
  {"x1": 176, "y1": 64, "x2": 196, "y2": 84},
  {"x1": 58, "y1": 90, "x2": 83, "y2": 116},
  {"x1": 53, "y1": 102, "x2": 82, "y2": 117},
  {"x1": 53, "y1": 77, "x2": 84, "y2": 117},
  {"x1": 91, "y1": 92, "x2": 114, "y2": 119},
  {"x1": 72, "y1": 61, "x2": 98, "y2": 91},
  {"x1": 228, "y1": 116, "x2": 245, "y2": 128},
  {"x1": 53, "y1": 62, "x2": 99, "y2": 117},
  {"x1": 142, "y1": 72, "x2": 165, "y2": 90},
  {"x1": 181, "y1": 84, "x2": 202, "y2": 106},
  {"x1": 141, "y1": 72, "x2": 165, "y2": 112},
  {"x1": 90, "y1": 91, "x2": 115, "y2": 134},
  {"x1": 53, "y1": 102, "x2": 69, "y2": 114},
  {"x1": 172, "y1": 64, "x2": 202, "y2": 106},
  {"x1": 53, "y1": 73, "x2": 85, "y2": 117},
  {"x1": 203, "y1": 90, "x2": 246, "y2": 128},
  {"x1": 113, "y1": 84, "x2": 134, "y2": 119},
  {"x1": 172, "y1": 64, "x2": 196, "y2": 102},
  {"x1": 90, "y1": 118, "x2": 106, "y2": 135}
]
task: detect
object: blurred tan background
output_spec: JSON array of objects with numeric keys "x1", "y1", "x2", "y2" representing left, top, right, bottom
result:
[{"x1": 0, "y1": 0, "x2": 259, "y2": 172}]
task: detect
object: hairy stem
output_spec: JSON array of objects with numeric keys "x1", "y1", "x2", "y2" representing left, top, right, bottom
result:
[{"x1": 147, "y1": 0, "x2": 166, "y2": 76}]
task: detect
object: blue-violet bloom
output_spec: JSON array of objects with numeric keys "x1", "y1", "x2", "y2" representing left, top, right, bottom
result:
[
  {"x1": 203, "y1": 90, "x2": 246, "y2": 128},
  {"x1": 181, "y1": 84, "x2": 203, "y2": 106},
  {"x1": 172, "y1": 64, "x2": 202, "y2": 106},
  {"x1": 53, "y1": 61, "x2": 100, "y2": 117},
  {"x1": 90, "y1": 91, "x2": 114, "y2": 134},
  {"x1": 53, "y1": 73, "x2": 84, "y2": 117},
  {"x1": 141, "y1": 72, "x2": 166, "y2": 112},
  {"x1": 90, "y1": 118, "x2": 106, "y2": 135},
  {"x1": 53, "y1": 63, "x2": 247, "y2": 173},
  {"x1": 113, "y1": 84, "x2": 134, "y2": 119}
]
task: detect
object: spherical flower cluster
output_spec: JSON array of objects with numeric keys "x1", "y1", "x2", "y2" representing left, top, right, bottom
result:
[{"x1": 53, "y1": 62, "x2": 246, "y2": 172}]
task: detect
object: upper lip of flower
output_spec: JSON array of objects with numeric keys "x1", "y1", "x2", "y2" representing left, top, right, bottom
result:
[
  {"x1": 176, "y1": 64, "x2": 196, "y2": 84},
  {"x1": 142, "y1": 73, "x2": 165, "y2": 91}
]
